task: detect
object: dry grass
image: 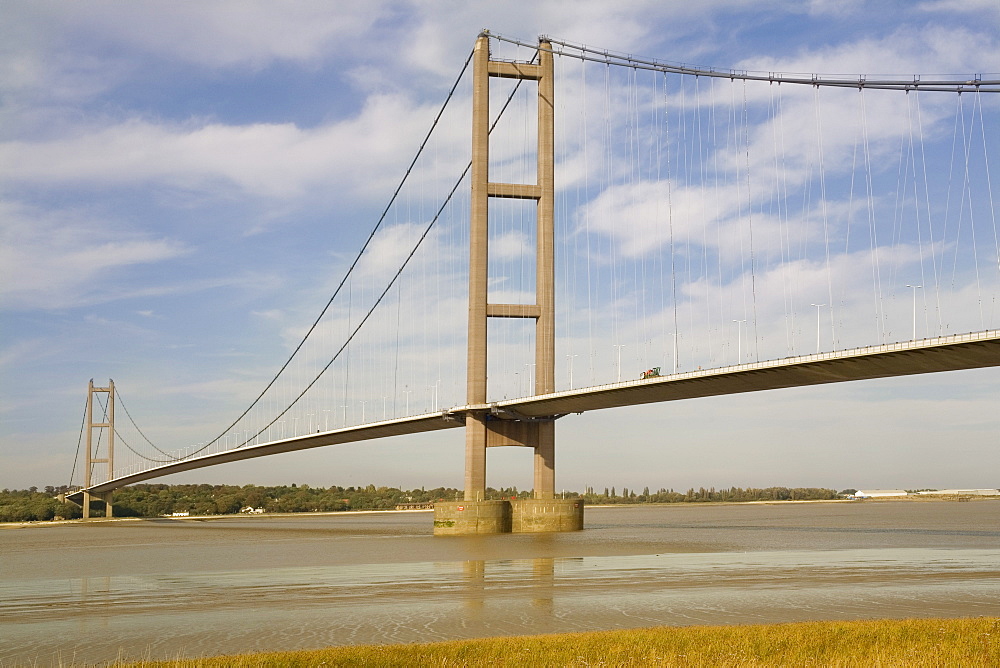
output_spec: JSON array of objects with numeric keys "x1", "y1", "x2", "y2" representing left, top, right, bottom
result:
[{"x1": 113, "y1": 616, "x2": 999, "y2": 667}]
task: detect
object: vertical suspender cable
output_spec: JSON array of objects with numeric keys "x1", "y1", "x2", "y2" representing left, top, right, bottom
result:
[
  {"x1": 975, "y1": 91, "x2": 999, "y2": 327},
  {"x1": 813, "y1": 86, "x2": 835, "y2": 351},
  {"x1": 906, "y1": 92, "x2": 930, "y2": 339},
  {"x1": 860, "y1": 88, "x2": 886, "y2": 342},
  {"x1": 665, "y1": 73, "x2": 679, "y2": 371},
  {"x1": 959, "y1": 92, "x2": 985, "y2": 329},
  {"x1": 741, "y1": 80, "x2": 760, "y2": 360},
  {"x1": 914, "y1": 93, "x2": 944, "y2": 335}
]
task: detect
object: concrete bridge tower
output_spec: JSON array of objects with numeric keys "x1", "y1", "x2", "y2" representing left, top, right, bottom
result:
[
  {"x1": 434, "y1": 33, "x2": 583, "y2": 534},
  {"x1": 82, "y1": 379, "x2": 116, "y2": 519}
]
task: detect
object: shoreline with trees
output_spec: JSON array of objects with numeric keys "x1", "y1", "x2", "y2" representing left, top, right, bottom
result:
[{"x1": 0, "y1": 482, "x2": 867, "y2": 523}]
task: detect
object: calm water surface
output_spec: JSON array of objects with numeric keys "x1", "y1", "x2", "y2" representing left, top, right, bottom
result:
[{"x1": 2, "y1": 501, "x2": 999, "y2": 665}]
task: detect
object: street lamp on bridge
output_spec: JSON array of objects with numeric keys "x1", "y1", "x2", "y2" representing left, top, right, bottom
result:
[
  {"x1": 671, "y1": 332, "x2": 679, "y2": 374},
  {"x1": 614, "y1": 344, "x2": 626, "y2": 382},
  {"x1": 906, "y1": 284, "x2": 922, "y2": 340},
  {"x1": 732, "y1": 319, "x2": 746, "y2": 363},
  {"x1": 566, "y1": 354, "x2": 578, "y2": 389},
  {"x1": 811, "y1": 303, "x2": 826, "y2": 353}
]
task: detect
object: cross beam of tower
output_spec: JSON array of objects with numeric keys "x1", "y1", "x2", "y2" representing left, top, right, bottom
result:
[{"x1": 465, "y1": 34, "x2": 556, "y2": 502}]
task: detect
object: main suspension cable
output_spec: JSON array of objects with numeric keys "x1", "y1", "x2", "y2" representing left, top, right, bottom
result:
[
  {"x1": 170, "y1": 39, "x2": 534, "y2": 455},
  {"x1": 193, "y1": 45, "x2": 478, "y2": 456},
  {"x1": 67, "y1": 392, "x2": 88, "y2": 489},
  {"x1": 113, "y1": 428, "x2": 176, "y2": 464},
  {"x1": 234, "y1": 46, "x2": 539, "y2": 448},
  {"x1": 489, "y1": 33, "x2": 1000, "y2": 93},
  {"x1": 114, "y1": 386, "x2": 178, "y2": 460}
]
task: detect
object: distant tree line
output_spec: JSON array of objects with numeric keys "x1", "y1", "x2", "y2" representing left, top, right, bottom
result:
[
  {"x1": 93, "y1": 483, "x2": 464, "y2": 518},
  {"x1": 0, "y1": 483, "x2": 839, "y2": 521},
  {"x1": 578, "y1": 486, "x2": 838, "y2": 504},
  {"x1": 0, "y1": 486, "x2": 82, "y2": 522}
]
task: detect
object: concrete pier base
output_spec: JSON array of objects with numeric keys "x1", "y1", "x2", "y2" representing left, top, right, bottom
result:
[
  {"x1": 433, "y1": 499, "x2": 584, "y2": 535},
  {"x1": 433, "y1": 500, "x2": 511, "y2": 535},
  {"x1": 512, "y1": 498, "x2": 584, "y2": 533}
]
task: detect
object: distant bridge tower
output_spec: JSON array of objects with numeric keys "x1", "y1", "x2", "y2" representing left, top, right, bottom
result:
[
  {"x1": 83, "y1": 379, "x2": 115, "y2": 519},
  {"x1": 434, "y1": 33, "x2": 583, "y2": 534}
]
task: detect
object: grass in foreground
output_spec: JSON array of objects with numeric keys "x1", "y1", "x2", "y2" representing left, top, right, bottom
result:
[{"x1": 116, "y1": 616, "x2": 999, "y2": 667}]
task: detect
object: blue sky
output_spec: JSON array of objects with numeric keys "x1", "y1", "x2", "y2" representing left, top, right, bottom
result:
[{"x1": 2, "y1": 0, "x2": 999, "y2": 493}]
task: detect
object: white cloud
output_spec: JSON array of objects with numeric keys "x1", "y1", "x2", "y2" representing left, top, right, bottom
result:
[
  {"x1": 5, "y1": 1, "x2": 387, "y2": 69},
  {"x1": 918, "y1": 0, "x2": 1000, "y2": 18},
  {"x1": 354, "y1": 222, "x2": 429, "y2": 279},
  {"x1": 737, "y1": 25, "x2": 999, "y2": 77},
  {"x1": 0, "y1": 93, "x2": 464, "y2": 204},
  {"x1": 806, "y1": 0, "x2": 868, "y2": 16},
  {"x1": 0, "y1": 338, "x2": 52, "y2": 373},
  {"x1": 0, "y1": 201, "x2": 188, "y2": 309},
  {"x1": 491, "y1": 231, "x2": 532, "y2": 261}
]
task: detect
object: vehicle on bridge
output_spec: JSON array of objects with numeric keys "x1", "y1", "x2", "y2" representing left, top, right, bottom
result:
[{"x1": 640, "y1": 367, "x2": 661, "y2": 379}]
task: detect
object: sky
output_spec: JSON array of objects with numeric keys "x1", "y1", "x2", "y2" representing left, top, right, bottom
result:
[{"x1": 2, "y1": 0, "x2": 999, "y2": 494}]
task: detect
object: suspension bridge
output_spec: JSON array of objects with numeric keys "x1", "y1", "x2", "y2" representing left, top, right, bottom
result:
[{"x1": 69, "y1": 32, "x2": 1000, "y2": 533}]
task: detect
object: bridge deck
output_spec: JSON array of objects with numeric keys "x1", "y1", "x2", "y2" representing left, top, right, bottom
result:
[
  {"x1": 74, "y1": 412, "x2": 464, "y2": 496},
  {"x1": 75, "y1": 330, "x2": 1000, "y2": 496},
  {"x1": 477, "y1": 330, "x2": 1000, "y2": 418}
]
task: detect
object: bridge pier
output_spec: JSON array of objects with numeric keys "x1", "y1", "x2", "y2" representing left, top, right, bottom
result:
[
  {"x1": 434, "y1": 498, "x2": 583, "y2": 535},
  {"x1": 463, "y1": 415, "x2": 488, "y2": 501},
  {"x1": 511, "y1": 498, "x2": 583, "y2": 533},
  {"x1": 81, "y1": 490, "x2": 113, "y2": 520},
  {"x1": 434, "y1": 499, "x2": 510, "y2": 535},
  {"x1": 533, "y1": 421, "x2": 555, "y2": 499}
]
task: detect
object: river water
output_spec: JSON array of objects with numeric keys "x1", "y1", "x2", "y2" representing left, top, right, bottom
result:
[{"x1": 2, "y1": 501, "x2": 999, "y2": 665}]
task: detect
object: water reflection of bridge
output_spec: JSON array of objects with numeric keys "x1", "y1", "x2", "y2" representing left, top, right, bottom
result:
[{"x1": 460, "y1": 559, "x2": 557, "y2": 614}]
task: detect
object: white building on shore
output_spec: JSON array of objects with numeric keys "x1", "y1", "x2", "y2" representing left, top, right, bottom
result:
[{"x1": 854, "y1": 490, "x2": 907, "y2": 498}]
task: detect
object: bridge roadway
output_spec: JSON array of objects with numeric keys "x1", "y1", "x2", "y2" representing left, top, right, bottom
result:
[{"x1": 75, "y1": 329, "x2": 1000, "y2": 497}]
